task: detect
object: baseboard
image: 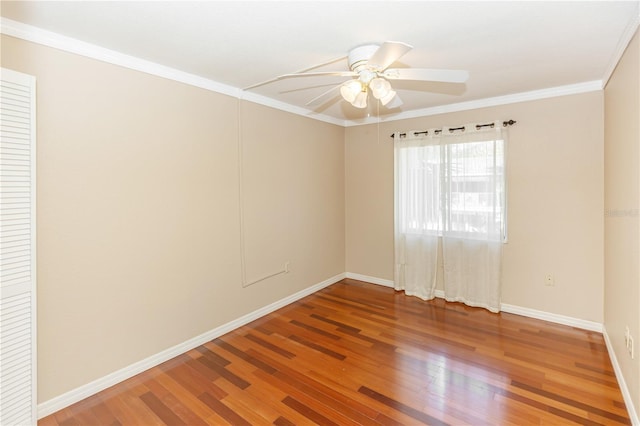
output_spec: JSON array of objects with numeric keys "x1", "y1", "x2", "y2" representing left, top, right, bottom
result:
[
  {"x1": 347, "y1": 273, "x2": 604, "y2": 332},
  {"x1": 37, "y1": 272, "x2": 346, "y2": 419},
  {"x1": 216, "y1": 270, "x2": 606, "y2": 331},
  {"x1": 345, "y1": 272, "x2": 394, "y2": 287},
  {"x1": 500, "y1": 303, "x2": 603, "y2": 332},
  {"x1": 603, "y1": 326, "x2": 640, "y2": 426}
]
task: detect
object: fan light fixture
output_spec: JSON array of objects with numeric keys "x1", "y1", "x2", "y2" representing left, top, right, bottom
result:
[
  {"x1": 352, "y1": 90, "x2": 368, "y2": 109},
  {"x1": 340, "y1": 77, "x2": 397, "y2": 109},
  {"x1": 339, "y1": 80, "x2": 362, "y2": 103}
]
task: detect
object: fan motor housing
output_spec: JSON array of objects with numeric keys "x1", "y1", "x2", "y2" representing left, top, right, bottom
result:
[{"x1": 348, "y1": 44, "x2": 379, "y2": 72}]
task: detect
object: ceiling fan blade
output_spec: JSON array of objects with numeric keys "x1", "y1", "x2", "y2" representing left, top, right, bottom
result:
[
  {"x1": 305, "y1": 84, "x2": 343, "y2": 106},
  {"x1": 244, "y1": 76, "x2": 283, "y2": 90},
  {"x1": 277, "y1": 71, "x2": 357, "y2": 80},
  {"x1": 367, "y1": 41, "x2": 413, "y2": 71},
  {"x1": 244, "y1": 54, "x2": 349, "y2": 90},
  {"x1": 383, "y1": 68, "x2": 469, "y2": 83},
  {"x1": 244, "y1": 71, "x2": 354, "y2": 91}
]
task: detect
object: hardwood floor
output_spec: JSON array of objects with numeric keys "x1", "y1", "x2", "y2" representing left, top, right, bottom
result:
[{"x1": 40, "y1": 279, "x2": 631, "y2": 425}]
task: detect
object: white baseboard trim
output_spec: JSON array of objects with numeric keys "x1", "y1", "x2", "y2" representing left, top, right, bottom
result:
[
  {"x1": 500, "y1": 303, "x2": 603, "y2": 332},
  {"x1": 603, "y1": 326, "x2": 640, "y2": 426},
  {"x1": 37, "y1": 272, "x2": 346, "y2": 419},
  {"x1": 347, "y1": 273, "x2": 604, "y2": 332},
  {"x1": 345, "y1": 272, "x2": 394, "y2": 287}
]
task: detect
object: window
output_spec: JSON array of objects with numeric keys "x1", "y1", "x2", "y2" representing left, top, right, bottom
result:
[{"x1": 395, "y1": 130, "x2": 506, "y2": 242}]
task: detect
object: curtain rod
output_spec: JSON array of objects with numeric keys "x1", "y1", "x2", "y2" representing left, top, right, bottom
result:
[{"x1": 390, "y1": 119, "x2": 517, "y2": 139}]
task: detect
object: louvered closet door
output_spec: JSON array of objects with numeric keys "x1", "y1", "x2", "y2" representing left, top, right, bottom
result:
[{"x1": 0, "y1": 68, "x2": 37, "y2": 426}]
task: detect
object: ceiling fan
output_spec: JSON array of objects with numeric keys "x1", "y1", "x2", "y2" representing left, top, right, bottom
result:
[{"x1": 245, "y1": 41, "x2": 469, "y2": 109}]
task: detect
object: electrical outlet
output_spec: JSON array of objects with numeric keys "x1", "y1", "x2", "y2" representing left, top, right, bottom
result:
[
  {"x1": 284, "y1": 262, "x2": 290, "y2": 273},
  {"x1": 629, "y1": 336, "x2": 634, "y2": 359},
  {"x1": 544, "y1": 273, "x2": 554, "y2": 286}
]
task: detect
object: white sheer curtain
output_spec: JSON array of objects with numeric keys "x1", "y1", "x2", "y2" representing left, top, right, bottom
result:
[
  {"x1": 394, "y1": 121, "x2": 507, "y2": 312},
  {"x1": 394, "y1": 135, "x2": 442, "y2": 300}
]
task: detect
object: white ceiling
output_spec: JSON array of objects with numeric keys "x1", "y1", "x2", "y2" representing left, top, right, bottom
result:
[{"x1": 2, "y1": 1, "x2": 639, "y2": 124}]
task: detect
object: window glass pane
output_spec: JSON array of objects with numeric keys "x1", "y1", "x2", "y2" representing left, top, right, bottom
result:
[{"x1": 398, "y1": 138, "x2": 505, "y2": 241}]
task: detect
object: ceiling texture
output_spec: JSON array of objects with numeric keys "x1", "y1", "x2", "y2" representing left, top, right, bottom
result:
[{"x1": 1, "y1": 1, "x2": 639, "y2": 125}]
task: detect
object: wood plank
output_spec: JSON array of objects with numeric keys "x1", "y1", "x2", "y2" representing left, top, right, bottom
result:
[
  {"x1": 358, "y1": 385, "x2": 449, "y2": 426},
  {"x1": 150, "y1": 370, "x2": 227, "y2": 424},
  {"x1": 139, "y1": 392, "x2": 186, "y2": 426},
  {"x1": 197, "y1": 392, "x2": 251, "y2": 426},
  {"x1": 149, "y1": 384, "x2": 209, "y2": 426},
  {"x1": 243, "y1": 332, "x2": 296, "y2": 359}
]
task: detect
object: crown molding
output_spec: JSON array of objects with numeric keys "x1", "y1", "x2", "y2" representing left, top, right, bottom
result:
[
  {"x1": 0, "y1": 17, "x2": 608, "y2": 129},
  {"x1": 0, "y1": 18, "x2": 239, "y2": 97},
  {"x1": 601, "y1": 5, "x2": 640, "y2": 87},
  {"x1": 0, "y1": 18, "x2": 345, "y2": 127}
]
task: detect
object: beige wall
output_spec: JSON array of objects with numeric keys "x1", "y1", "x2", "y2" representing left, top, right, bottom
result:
[
  {"x1": 604, "y1": 28, "x2": 640, "y2": 417},
  {"x1": 1, "y1": 35, "x2": 345, "y2": 402},
  {"x1": 346, "y1": 92, "x2": 605, "y2": 322}
]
